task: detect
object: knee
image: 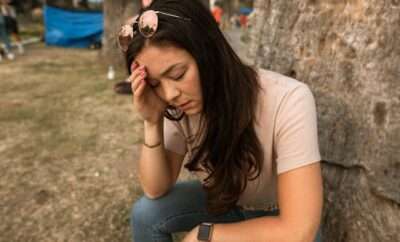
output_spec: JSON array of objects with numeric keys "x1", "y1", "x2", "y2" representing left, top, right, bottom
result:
[
  {"x1": 131, "y1": 181, "x2": 203, "y2": 228},
  {"x1": 130, "y1": 195, "x2": 164, "y2": 227}
]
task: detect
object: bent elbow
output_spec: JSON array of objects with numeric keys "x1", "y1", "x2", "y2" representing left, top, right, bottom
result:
[
  {"x1": 144, "y1": 192, "x2": 163, "y2": 200},
  {"x1": 143, "y1": 188, "x2": 169, "y2": 200}
]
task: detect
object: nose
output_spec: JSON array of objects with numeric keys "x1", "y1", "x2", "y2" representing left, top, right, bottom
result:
[{"x1": 160, "y1": 80, "x2": 181, "y2": 103}]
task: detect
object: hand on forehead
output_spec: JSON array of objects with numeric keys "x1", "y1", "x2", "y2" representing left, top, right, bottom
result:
[{"x1": 133, "y1": 45, "x2": 189, "y2": 79}]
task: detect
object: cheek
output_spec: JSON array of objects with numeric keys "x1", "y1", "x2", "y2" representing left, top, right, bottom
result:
[
  {"x1": 184, "y1": 72, "x2": 202, "y2": 96},
  {"x1": 181, "y1": 82, "x2": 199, "y2": 97}
]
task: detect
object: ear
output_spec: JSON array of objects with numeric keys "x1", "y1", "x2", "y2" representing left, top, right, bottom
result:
[{"x1": 142, "y1": 0, "x2": 153, "y2": 8}]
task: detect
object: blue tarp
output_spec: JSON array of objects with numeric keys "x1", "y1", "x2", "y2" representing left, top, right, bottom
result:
[
  {"x1": 44, "y1": 5, "x2": 103, "y2": 48},
  {"x1": 239, "y1": 7, "x2": 253, "y2": 15}
]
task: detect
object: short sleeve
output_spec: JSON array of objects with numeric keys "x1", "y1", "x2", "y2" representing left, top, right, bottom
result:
[
  {"x1": 274, "y1": 84, "x2": 321, "y2": 174},
  {"x1": 163, "y1": 118, "x2": 187, "y2": 155}
]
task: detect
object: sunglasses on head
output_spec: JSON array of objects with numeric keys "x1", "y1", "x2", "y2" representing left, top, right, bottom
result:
[{"x1": 118, "y1": 10, "x2": 191, "y2": 52}]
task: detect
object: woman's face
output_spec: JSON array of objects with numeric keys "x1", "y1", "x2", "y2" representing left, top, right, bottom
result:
[{"x1": 134, "y1": 44, "x2": 203, "y2": 115}]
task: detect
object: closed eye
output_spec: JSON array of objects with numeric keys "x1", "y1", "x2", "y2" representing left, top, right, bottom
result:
[{"x1": 173, "y1": 71, "x2": 186, "y2": 81}]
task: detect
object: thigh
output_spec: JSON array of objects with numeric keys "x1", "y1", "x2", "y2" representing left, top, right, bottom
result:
[
  {"x1": 134, "y1": 180, "x2": 245, "y2": 233},
  {"x1": 0, "y1": 23, "x2": 7, "y2": 37}
]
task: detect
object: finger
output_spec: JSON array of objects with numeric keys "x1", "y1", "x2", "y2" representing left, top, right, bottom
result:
[
  {"x1": 131, "y1": 71, "x2": 147, "y2": 92},
  {"x1": 130, "y1": 65, "x2": 146, "y2": 82},
  {"x1": 130, "y1": 61, "x2": 139, "y2": 73},
  {"x1": 134, "y1": 79, "x2": 147, "y2": 97},
  {"x1": 126, "y1": 69, "x2": 142, "y2": 83}
]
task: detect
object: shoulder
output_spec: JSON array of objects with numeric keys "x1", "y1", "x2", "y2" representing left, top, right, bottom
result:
[
  {"x1": 257, "y1": 68, "x2": 309, "y2": 95},
  {"x1": 256, "y1": 68, "x2": 314, "y2": 111}
]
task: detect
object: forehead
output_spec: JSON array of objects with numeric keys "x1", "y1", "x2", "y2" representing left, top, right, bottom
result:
[{"x1": 135, "y1": 44, "x2": 191, "y2": 73}]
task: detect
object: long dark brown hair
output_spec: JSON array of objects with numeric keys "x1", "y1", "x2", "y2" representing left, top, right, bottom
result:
[{"x1": 124, "y1": 0, "x2": 263, "y2": 214}]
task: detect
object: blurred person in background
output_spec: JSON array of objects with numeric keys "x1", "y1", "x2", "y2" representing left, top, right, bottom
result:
[
  {"x1": 230, "y1": 13, "x2": 240, "y2": 29},
  {"x1": 211, "y1": 1, "x2": 223, "y2": 27},
  {"x1": 1, "y1": 0, "x2": 24, "y2": 54},
  {"x1": 239, "y1": 13, "x2": 248, "y2": 29},
  {"x1": 0, "y1": 11, "x2": 14, "y2": 61}
]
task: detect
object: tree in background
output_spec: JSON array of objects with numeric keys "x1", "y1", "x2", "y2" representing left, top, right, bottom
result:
[
  {"x1": 101, "y1": 0, "x2": 140, "y2": 70},
  {"x1": 201, "y1": 0, "x2": 210, "y2": 9},
  {"x1": 9, "y1": 0, "x2": 43, "y2": 13},
  {"x1": 248, "y1": 1, "x2": 400, "y2": 241}
]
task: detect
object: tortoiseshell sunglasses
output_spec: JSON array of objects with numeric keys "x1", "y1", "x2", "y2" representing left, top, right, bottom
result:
[{"x1": 118, "y1": 10, "x2": 191, "y2": 52}]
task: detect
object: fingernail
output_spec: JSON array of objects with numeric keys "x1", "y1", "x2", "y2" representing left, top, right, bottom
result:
[{"x1": 131, "y1": 62, "x2": 138, "y2": 72}]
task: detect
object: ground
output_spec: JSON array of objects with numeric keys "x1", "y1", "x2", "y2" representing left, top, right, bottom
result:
[
  {"x1": 0, "y1": 28, "x2": 246, "y2": 242},
  {"x1": 0, "y1": 44, "x2": 144, "y2": 242}
]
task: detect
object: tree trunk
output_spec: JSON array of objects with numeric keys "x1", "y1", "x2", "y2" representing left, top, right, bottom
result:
[
  {"x1": 200, "y1": 0, "x2": 210, "y2": 9},
  {"x1": 249, "y1": 1, "x2": 400, "y2": 241},
  {"x1": 101, "y1": 0, "x2": 140, "y2": 71}
]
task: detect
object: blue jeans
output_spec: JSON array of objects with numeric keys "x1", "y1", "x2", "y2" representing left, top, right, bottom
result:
[
  {"x1": 0, "y1": 18, "x2": 12, "y2": 51},
  {"x1": 131, "y1": 180, "x2": 322, "y2": 242}
]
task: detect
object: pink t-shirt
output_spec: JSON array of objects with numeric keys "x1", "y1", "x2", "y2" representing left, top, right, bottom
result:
[{"x1": 163, "y1": 68, "x2": 321, "y2": 210}]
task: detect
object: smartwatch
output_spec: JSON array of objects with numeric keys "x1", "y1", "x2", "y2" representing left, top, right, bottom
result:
[{"x1": 197, "y1": 222, "x2": 214, "y2": 241}]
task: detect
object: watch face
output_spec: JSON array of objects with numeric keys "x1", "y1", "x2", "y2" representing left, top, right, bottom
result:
[{"x1": 197, "y1": 223, "x2": 211, "y2": 241}]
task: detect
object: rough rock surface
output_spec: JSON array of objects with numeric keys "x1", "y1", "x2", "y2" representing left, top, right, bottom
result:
[{"x1": 248, "y1": 1, "x2": 400, "y2": 241}]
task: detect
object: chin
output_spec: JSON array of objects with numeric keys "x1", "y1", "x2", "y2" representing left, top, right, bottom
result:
[{"x1": 184, "y1": 107, "x2": 202, "y2": 116}]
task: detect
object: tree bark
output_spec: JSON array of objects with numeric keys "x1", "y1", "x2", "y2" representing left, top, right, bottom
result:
[
  {"x1": 200, "y1": 0, "x2": 210, "y2": 9},
  {"x1": 101, "y1": 0, "x2": 140, "y2": 71},
  {"x1": 249, "y1": 1, "x2": 400, "y2": 241}
]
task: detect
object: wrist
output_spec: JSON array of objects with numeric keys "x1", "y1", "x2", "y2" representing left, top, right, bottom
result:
[
  {"x1": 143, "y1": 140, "x2": 162, "y2": 148},
  {"x1": 143, "y1": 120, "x2": 163, "y2": 147},
  {"x1": 144, "y1": 119, "x2": 163, "y2": 130}
]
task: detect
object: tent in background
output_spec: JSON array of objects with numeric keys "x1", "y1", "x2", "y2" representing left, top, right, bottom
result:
[{"x1": 44, "y1": 1, "x2": 103, "y2": 48}]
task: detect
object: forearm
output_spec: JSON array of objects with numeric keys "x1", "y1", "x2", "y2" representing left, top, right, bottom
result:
[
  {"x1": 138, "y1": 121, "x2": 172, "y2": 198},
  {"x1": 211, "y1": 216, "x2": 316, "y2": 242}
]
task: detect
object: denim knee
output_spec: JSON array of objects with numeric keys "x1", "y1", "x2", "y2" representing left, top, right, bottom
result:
[{"x1": 131, "y1": 195, "x2": 165, "y2": 228}]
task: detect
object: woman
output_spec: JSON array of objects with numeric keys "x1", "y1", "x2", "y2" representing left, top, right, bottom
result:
[{"x1": 119, "y1": 0, "x2": 323, "y2": 241}]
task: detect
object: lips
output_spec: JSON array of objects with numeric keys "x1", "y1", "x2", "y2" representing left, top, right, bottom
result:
[{"x1": 178, "y1": 101, "x2": 191, "y2": 110}]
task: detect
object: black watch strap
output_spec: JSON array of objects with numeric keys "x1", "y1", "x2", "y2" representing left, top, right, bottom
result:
[{"x1": 197, "y1": 222, "x2": 214, "y2": 241}]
